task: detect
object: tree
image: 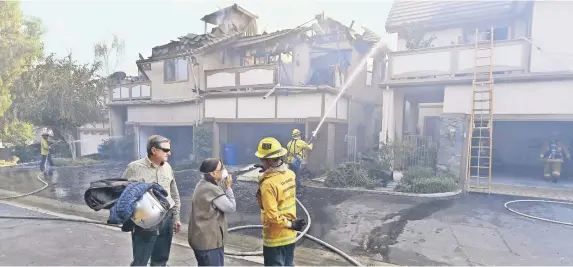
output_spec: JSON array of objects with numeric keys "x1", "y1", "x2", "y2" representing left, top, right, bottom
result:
[
  {"x1": 0, "y1": 1, "x2": 44, "y2": 145},
  {"x1": 94, "y1": 34, "x2": 125, "y2": 77},
  {"x1": 20, "y1": 54, "x2": 106, "y2": 159},
  {"x1": 404, "y1": 26, "x2": 436, "y2": 50}
]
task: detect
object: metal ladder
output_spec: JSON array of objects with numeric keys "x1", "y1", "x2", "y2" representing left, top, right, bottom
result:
[{"x1": 466, "y1": 28, "x2": 495, "y2": 193}]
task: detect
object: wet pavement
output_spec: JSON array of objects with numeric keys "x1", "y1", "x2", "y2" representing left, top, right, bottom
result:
[
  {"x1": 0, "y1": 202, "x2": 258, "y2": 266},
  {"x1": 2, "y1": 163, "x2": 573, "y2": 265}
]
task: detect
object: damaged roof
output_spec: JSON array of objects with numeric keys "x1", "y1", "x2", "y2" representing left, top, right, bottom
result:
[
  {"x1": 231, "y1": 27, "x2": 310, "y2": 48},
  {"x1": 201, "y1": 4, "x2": 258, "y2": 25},
  {"x1": 145, "y1": 20, "x2": 254, "y2": 60},
  {"x1": 386, "y1": 1, "x2": 530, "y2": 33}
]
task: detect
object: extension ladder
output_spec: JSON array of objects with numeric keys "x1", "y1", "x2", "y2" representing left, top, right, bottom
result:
[{"x1": 466, "y1": 28, "x2": 495, "y2": 193}]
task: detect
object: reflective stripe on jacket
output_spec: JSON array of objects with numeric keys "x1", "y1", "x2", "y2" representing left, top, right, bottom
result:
[
  {"x1": 259, "y1": 164, "x2": 297, "y2": 247},
  {"x1": 286, "y1": 139, "x2": 313, "y2": 163}
]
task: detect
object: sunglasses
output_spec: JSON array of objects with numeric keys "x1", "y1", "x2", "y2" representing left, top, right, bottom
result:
[{"x1": 155, "y1": 147, "x2": 171, "y2": 153}]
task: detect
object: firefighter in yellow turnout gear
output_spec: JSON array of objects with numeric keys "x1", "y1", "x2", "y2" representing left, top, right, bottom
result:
[
  {"x1": 540, "y1": 132, "x2": 570, "y2": 183},
  {"x1": 286, "y1": 129, "x2": 313, "y2": 194},
  {"x1": 255, "y1": 137, "x2": 307, "y2": 266},
  {"x1": 40, "y1": 132, "x2": 55, "y2": 177}
]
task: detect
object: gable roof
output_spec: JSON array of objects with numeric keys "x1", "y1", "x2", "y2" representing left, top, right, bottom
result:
[
  {"x1": 385, "y1": 1, "x2": 529, "y2": 33},
  {"x1": 201, "y1": 4, "x2": 258, "y2": 25}
]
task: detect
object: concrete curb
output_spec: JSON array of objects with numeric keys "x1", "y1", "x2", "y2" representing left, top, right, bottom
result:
[
  {"x1": 238, "y1": 176, "x2": 463, "y2": 198},
  {"x1": 304, "y1": 183, "x2": 463, "y2": 198}
]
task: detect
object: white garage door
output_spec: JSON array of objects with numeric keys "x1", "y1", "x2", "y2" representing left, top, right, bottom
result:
[{"x1": 79, "y1": 132, "x2": 109, "y2": 156}]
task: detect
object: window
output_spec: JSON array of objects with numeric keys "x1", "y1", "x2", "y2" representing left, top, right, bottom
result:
[
  {"x1": 366, "y1": 57, "x2": 374, "y2": 86},
  {"x1": 254, "y1": 56, "x2": 267, "y2": 65},
  {"x1": 241, "y1": 56, "x2": 254, "y2": 66},
  {"x1": 164, "y1": 57, "x2": 188, "y2": 82},
  {"x1": 467, "y1": 26, "x2": 510, "y2": 43}
]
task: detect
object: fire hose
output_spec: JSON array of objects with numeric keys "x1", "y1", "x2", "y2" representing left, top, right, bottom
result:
[
  {"x1": 504, "y1": 199, "x2": 573, "y2": 227},
  {"x1": 0, "y1": 166, "x2": 363, "y2": 266}
]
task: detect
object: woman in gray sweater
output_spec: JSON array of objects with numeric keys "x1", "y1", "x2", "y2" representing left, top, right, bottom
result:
[{"x1": 188, "y1": 158, "x2": 236, "y2": 266}]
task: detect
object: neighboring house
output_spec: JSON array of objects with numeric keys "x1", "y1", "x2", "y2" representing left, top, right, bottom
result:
[
  {"x1": 381, "y1": 1, "x2": 573, "y2": 184},
  {"x1": 107, "y1": 4, "x2": 387, "y2": 170},
  {"x1": 76, "y1": 94, "x2": 110, "y2": 156}
]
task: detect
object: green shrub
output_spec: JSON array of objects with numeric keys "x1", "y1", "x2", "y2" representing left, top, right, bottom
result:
[
  {"x1": 99, "y1": 136, "x2": 135, "y2": 160},
  {"x1": 324, "y1": 161, "x2": 374, "y2": 188},
  {"x1": 395, "y1": 166, "x2": 458, "y2": 194},
  {"x1": 12, "y1": 144, "x2": 40, "y2": 163},
  {"x1": 193, "y1": 124, "x2": 212, "y2": 159}
]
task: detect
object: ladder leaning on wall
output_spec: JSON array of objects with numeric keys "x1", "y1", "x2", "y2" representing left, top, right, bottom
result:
[{"x1": 466, "y1": 28, "x2": 495, "y2": 193}]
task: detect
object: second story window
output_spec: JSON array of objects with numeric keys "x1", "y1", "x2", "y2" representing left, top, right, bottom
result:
[
  {"x1": 467, "y1": 26, "x2": 510, "y2": 43},
  {"x1": 164, "y1": 57, "x2": 188, "y2": 83}
]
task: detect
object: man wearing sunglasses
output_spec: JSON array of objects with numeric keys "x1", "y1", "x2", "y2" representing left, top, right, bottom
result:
[{"x1": 121, "y1": 135, "x2": 181, "y2": 266}]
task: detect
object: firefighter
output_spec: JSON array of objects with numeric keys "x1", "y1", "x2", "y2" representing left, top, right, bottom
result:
[
  {"x1": 286, "y1": 129, "x2": 313, "y2": 193},
  {"x1": 255, "y1": 137, "x2": 307, "y2": 266},
  {"x1": 40, "y1": 132, "x2": 55, "y2": 177},
  {"x1": 540, "y1": 132, "x2": 571, "y2": 182}
]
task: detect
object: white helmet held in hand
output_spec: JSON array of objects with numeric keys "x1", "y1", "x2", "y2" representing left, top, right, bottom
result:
[{"x1": 131, "y1": 190, "x2": 169, "y2": 229}]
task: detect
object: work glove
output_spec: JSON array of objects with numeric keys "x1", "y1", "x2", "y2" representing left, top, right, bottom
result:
[{"x1": 289, "y1": 218, "x2": 307, "y2": 231}]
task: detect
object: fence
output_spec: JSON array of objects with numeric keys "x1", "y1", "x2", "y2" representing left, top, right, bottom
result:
[
  {"x1": 346, "y1": 135, "x2": 357, "y2": 162},
  {"x1": 401, "y1": 135, "x2": 438, "y2": 169}
]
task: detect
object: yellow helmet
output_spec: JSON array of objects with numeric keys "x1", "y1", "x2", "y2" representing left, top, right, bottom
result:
[
  {"x1": 255, "y1": 137, "x2": 287, "y2": 159},
  {"x1": 292, "y1": 129, "x2": 301, "y2": 137}
]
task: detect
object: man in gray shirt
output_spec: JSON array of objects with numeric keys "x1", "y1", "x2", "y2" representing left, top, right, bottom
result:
[{"x1": 121, "y1": 135, "x2": 181, "y2": 266}]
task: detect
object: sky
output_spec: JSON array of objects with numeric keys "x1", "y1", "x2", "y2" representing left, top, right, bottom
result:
[{"x1": 21, "y1": 0, "x2": 396, "y2": 76}]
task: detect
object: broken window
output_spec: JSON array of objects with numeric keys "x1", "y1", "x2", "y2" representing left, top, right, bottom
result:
[
  {"x1": 164, "y1": 57, "x2": 188, "y2": 82},
  {"x1": 268, "y1": 55, "x2": 279, "y2": 64},
  {"x1": 307, "y1": 50, "x2": 351, "y2": 87},
  {"x1": 366, "y1": 57, "x2": 374, "y2": 87},
  {"x1": 280, "y1": 53, "x2": 293, "y2": 64},
  {"x1": 241, "y1": 56, "x2": 254, "y2": 66},
  {"x1": 254, "y1": 56, "x2": 267, "y2": 65}
]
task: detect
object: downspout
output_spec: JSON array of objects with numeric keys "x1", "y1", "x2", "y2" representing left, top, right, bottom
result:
[{"x1": 188, "y1": 55, "x2": 201, "y2": 161}]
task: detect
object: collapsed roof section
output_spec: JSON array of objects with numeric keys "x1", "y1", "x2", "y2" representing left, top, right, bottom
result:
[
  {"x1": 385, "y1": 0, "x2": 531, "y2": 33},
  {"x1": 139, "y1": 5, "x2": 386, "y2": 63}
]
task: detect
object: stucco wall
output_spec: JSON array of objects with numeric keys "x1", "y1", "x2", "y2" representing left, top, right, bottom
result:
[
  {"x1": 443, "y1": 81, "x2": 573, "y2": 115},
  {"x1": 204, "y1": 93, "x2": 350, "y2": 120},
  {"x1": 127, "y1": 102, "x2": 203, "y2": 124}
]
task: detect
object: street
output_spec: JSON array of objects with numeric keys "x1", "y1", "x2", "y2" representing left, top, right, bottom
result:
[
  {"x1": 2, "y1": 164, "x2": 573, "y2": 265},
  {"x1": 0, "y1": 202, "x2": 259, "y2": 266}
]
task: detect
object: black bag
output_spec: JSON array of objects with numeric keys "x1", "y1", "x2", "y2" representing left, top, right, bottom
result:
[{"x1": 84, "y1": 178, "x2": 131, "y2": 211}]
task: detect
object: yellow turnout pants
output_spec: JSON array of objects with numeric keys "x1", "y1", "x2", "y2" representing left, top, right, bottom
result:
[{"x1": 543, "y1": 159, "x2": 562, "y2": 178}]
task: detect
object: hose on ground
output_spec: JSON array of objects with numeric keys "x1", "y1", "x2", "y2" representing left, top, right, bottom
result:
[
  {"x1": 504, "y1": 199, "x2": 573, "y2": 227},
  {"x1": 0, "y1": 167, "x2": 363, "y2": 266}
]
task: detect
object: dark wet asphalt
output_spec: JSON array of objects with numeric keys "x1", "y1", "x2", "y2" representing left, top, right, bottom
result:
[{"x1": 2, "y1": 163, "x2": 573, "y2": 266}]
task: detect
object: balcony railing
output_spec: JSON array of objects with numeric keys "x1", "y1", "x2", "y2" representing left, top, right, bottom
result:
[
  {"x1": 386, "y1": 38, "x2": 531, "y2": 80},
  {"x1": 205, "y1": 64, "x2": 278, "y2": 91},
  {"x1": 111, "y1": 81, "x2": 151, "y2": 101}
]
